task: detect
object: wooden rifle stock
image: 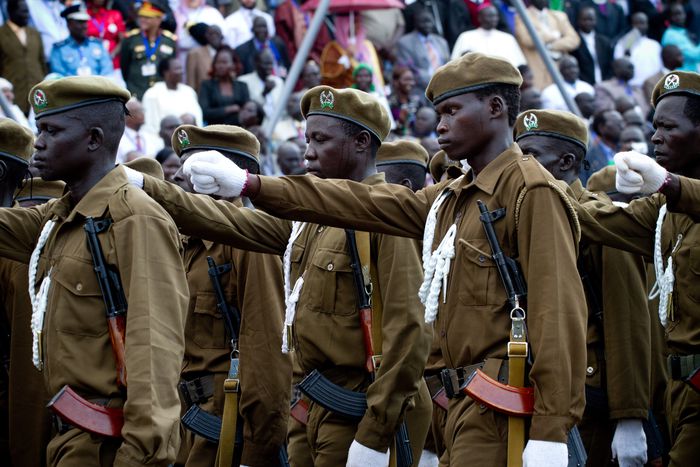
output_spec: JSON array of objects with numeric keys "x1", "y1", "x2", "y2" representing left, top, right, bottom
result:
[
  {"x1": 687, "y1": 366, "x2": 700, "y2": 393},
  {"x1": 107, "y1": 315, "x2": 127, "y2": 389},
  {"x1": 345, "y1": 230, "x2": 376, "y2": 374},
  {"x1": 463, "y1": 369, "x2": 534, "y2": 417},
  {"x1": 432, "y1": 387, "x2": 449, "y2": 411},
  {"x1": 358, "y1": 307, "x2": 375, "y2": 374},
  {"x1": 47, "y1": 385, "x2": 124, "y2": 437},
  {"x1": 290, "y1": 398, "x2": 309, "y2": 425}
]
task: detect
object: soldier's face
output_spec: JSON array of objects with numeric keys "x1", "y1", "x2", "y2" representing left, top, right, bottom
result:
[
  {"x1": 516, "y1": 135, "x2": 569, "y2": 180},
  {"x1": 435, "y1": 93, "x2": 489, "y2": 161},
  {"x1": 33, "y1": 113, "x2": 91, "y2": 182},
  {"x1": 174, "y1": 152, "x2": 195, "y2": 193},
  {"x1": 304, "y1": 115, "x2": 359, "y2": 179},
  {"x1": 651, "y1": 95, "x2": 700, "y2": 175}
]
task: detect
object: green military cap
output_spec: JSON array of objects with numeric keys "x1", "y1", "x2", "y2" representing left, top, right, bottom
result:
[
  {"x1": 586, "y1": 165, "x2": 617, "y2": 193},
  {"x1": 376, "y1": 140, "x2": 429, "y2": 169},
  {"x1": 300, "y1": 85, "x2": 391, "y2": 142},
  {"x1": 15, "y1": 178, "x2": 66, "y2": 204},
  {"x1": 514, "y1": 109, "x2": 589, "y2": 151},
  {"x1": 172, "y1": 124, "x2": 260, "y2": 165},
  {"x1": 0, "y1": 118, "x2": 34, "y2": 166},
  {"x1": 425, "y1": 52, "x2": 523, "y2": 105},
  {"x1": 650, "y1": 70, "x2": 700, "y2": 108},
  {"x1": 124, "y1": 157, "x2": 164, "y2": 180},
  {"x1": 29, "y1": 76, "x2": 131, "y2": 119}
]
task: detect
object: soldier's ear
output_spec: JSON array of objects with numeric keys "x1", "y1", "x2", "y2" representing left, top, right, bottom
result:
[
  {"x1": 559, "y1": 152, "x2": 576, "y2": 172},
  {"x1": 87, "y1": 127, "x2": 104, "y2": 152},
  {"x1": 488, "y1": 95, "x2": 506, "y2": 121},
  {"x1": 354, "y1": 129, "x2": 372, "y2": 152}
]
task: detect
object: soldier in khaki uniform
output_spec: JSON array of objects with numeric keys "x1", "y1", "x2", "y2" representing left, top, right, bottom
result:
[
  {"x1": 169, "y1": 125, "x2": 291, "y2": 467},
  {"x1": 124, "y1": 86, "x2": 433, "y2": 466},
  {"x1": 0, "y1": 76, "x2": 189, "y2": 466},
  {"x1": 175, "y1": 53, "x2": 589, "y2": 466},
  {"x1": 514, "y1": 109, "x2": 652, "y2": 466},
  {"x1": 375, "y1": 140, "x2": 429, "y2": 193}
]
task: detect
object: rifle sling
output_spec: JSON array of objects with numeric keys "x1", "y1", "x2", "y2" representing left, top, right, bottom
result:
[{"x1": 216, "y1": 356, "x2": 240, "y2": 467}]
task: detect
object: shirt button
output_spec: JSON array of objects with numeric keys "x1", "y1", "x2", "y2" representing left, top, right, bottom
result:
[
  {"x1": 586, "y1": 366, "x2": 594, "y2": 375},
  {"x1": 76, "y1": 283, "x2": 83, "y2": 292},
  {"x1": 478, "y1": 255, "x2": 486, "y2": 263},
  {"x1": 326, "y1": 263, "x2": 334, "y2": 271},
  {"x1": 440, "y1": 330, "x2": 446, "y2": 337},
  {"x1": 317, "y1": 226, "x2": 324, "y2": 233}
]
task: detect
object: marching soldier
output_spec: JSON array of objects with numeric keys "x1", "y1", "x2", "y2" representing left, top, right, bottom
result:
[
  {"x1": 121, "y1": 1, "x2": 177, "y2": 100},
  {"x1": 0, "y1": 76, "x2": 188, "y2": 466},
  {"x1": 514, "y1": 109, "x2": 652, "y2": 466},
  {"x1": 169, "y1": 125, "x2": 291, "y2": 466},
  {"x1": 375, "y1": 140, "x2": 429, "y2": 192}
]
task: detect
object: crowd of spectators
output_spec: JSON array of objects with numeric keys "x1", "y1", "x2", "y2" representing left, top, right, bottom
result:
[{"x1": 0, "y1": 0, "x2": 697, "y2": 184}]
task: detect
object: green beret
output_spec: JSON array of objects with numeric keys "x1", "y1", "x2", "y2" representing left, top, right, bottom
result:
[
  {"x1": 29, "y1": 76, "x2": 131, "y2": 119},
  {"x1": 172, "y1": 124, "x2": 260, "y2": 166},
  {"x1": 124, "y1": 157, "x2": 164, "y2": 180},
  {"x1": 586, "y1": 165, "x2": 617, "y2": 193},
  {"x1": 426, "y1": 52, "x2": 523, "y2": 105},
  {"x1": 650, "y1": 70, "x2": 700, "y2": 108},
  {"x1": 0, "y1": 118, "x2": 33, "y2": 166},
  {"x1": 15, "y1": 178, "x2": 66, "y2": 203},
  {"x1": 514, "y1": 109, "x2": 588, "y2": 151},
  {"x1": 300, "y1": 85, "x2": 391, "y2": 142},
  {"x1": 376, "y1": 140, "x2": 428, "y2": 169}
]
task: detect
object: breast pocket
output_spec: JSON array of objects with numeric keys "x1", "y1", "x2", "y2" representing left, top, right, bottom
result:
[
  {"x1": 304, "y1": 247, "x2": 355, "y2": 316},
  {"x1": 688, "y1": 245, "x2": 700, "y2": 304},
  {"x1": 457, "y1": 239, "x2": 504, "y2": 307},
  {"x1": 191, "y1": 292, "x2": 227, "y2": 349}
]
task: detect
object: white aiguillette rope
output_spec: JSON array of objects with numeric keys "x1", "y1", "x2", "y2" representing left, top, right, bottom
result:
[
  {"x1": 29, "y1": 219, "x2": 57, "y2": 370},
  {"x1": 648, "y1": 204, "x2": 681, "y2": 327},
  {"x1": 281, "y1": 221, "x2": 306, "y2": 353},
  {"x1": 419, "y1": 189, "x2": 456, "y2": 324}
]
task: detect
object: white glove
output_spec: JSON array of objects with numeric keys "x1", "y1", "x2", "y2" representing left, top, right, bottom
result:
[
  {"x1": 183, "y1": 150, "x2": 248, "y2": 197},
  {"x1": 346, "y1": 440, "x2": 389, "y2": 467},
  {"x1": 614, "y1": 151, "x2": 667, "y2": 194},
  {"x1": 417, "y1": 449, "x2": 439, "y2": 467},
  {"x1": 611, "y1": 418, "x2": 647, "y2": 467},
  {"x1": 522, "y1": 440, "x2": 568, "y2": 467},
  {"x1": 122, "y1": 164, "x2": 144, "y2": 189}
]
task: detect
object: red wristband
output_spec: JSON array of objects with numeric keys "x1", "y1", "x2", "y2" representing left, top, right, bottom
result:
[
  {"x1": 658, "y1": 172, "x2": 672, "y2": 193},
  {"x1": 240, "y1": 169, "x2": 250, "y2": 197}
]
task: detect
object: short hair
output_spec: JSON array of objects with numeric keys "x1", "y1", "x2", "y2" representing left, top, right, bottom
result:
[
  {"x1": 380, "y1": 164, "x2": 427, "y2": 192},
  {"x1": 157, "y1": 56, "x2": 177, "y2": 78},
  {"x1": 683, "y1": 94, "x2": 700, "y2": 126},
  {"x1": 340, "y1": 119, "x2": 380, "y2": 157},
  {"x1": 244, "y1": 100, "x2": 265, "y2": 126},
  {"x1": 69, "y1": 100, "x2": 126, "y2": 153},
  {"x1": 592, "y1": 110, "x2": 613, "y2": 134},
  {"x1": 472, "y1": 84, "x2": 521, "y2": 126},
  {"x1": 155, "y1": 148, "x2": 175, "y2": 164},
  {"x1": 559, "y1": 138, "x2": 587, "y2": 169}
]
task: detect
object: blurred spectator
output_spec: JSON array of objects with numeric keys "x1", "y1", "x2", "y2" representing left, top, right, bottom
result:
[
  {"x1": 571, "y1": 5, "x2": 613, "y2": 86},
  {"x1": 579, "y1": 0, "x2": 627, "y2": 41},
  {"x1": 643, "y1": 44, "x2": 683, "y2": 101},
  {"x1": 575, "y1": 91, "x2": 595, "y2": 120},
  {"x1": 0, "y1": 0, "x2": 46, "y2": 115},
  {"x1": 238, "y1": 99, "x2": 264, "y2": 128},
  {"x1": 155, "y1": 147, "x2": 181, "y2": 182},
  {"x1": 300, "y1": 59, "x2": 321, "y2": 91},
  {"x1": 247, "y1": 124, "x2": 273, "y2": 174},
  {"x1": 594, "y1": 57, "x2": 649, "y2": 117},
  {"x1": 388, "y1": 66, "x2": 427, "y2": 137},
  {"x1": 580, "y1": 109, "x2": 624, "y2": 185},
  {"x1": 630, "y1": 0, "x2": 666, "y2": 41},
  {"x1": 623, "y1": 107, "x2": 645, "y2": 127},
  {"x1": 420, "y1": 136, "x2": 440, "y2": 161},
  {"x1": 272, "y1": 91, "x2": 305, "y2": 143},
  {"x1": 50, "y1": 3, "x2": 114, "y2": 77},
  {"x1": 186, "y1": 23, "x2": 224, "y2": 93},
  {"x1": 351, "y1": 63, "x2": 393, "y2": 129},
  {"x1": 143, "y1": 57, "x2": 203, "y2": 134},
  {"x1": 619, "y1": 124, "x2": 649, "y2": 153},
  {"x1": 236, "y1": 15, "x2": 289, "y2": 76},
  {"x1": 0, "y1": 77, "x2": 31, "y2": 127},
  {"x1": 121, "y1": 1, "x2": 177, "y2": 99},
  {"x1": 403, "y1": 0, "x2": 472, "y2": 50},
  {"x1": 174, "y1": 0, "x2": 224, "y2": 64},
  {"x1": 117, "y1": 97, "x2": 164, "y2": 163},
  {"x1": 224, "y1": 0, "x2": 274, "y2": 48},
  {"x1": 614, "y1": 94, "x2": 637, "y2": 114},
  {"x1": 276, "y1": 140, "x2": 304, "y2": 175},
  {"x1": 238, "y1": 48, "x2": 283, "y2": 120},
  {"x1": 86, "y1": 0, "x2": 126, "y2": 70},
  {"x1": 661, "y1": 2, "x2": 700, "y2": 72},
  {"x1": 614, "y1": 12, "x2": 662, "y2": 87},
  {"x1": 361, "y1": 7, "x2": 405, "y2": 65},
  {"x1": 396, "y1": 7, "x2": 450, "y2": 91},
  {"x1": 541, "y1": 55, "x2": 594, "y2": 111},
  {"x1": 27, "y1": 0, "x2": 68, "y2": 59},
  {"x1": 125, "y1": 150, "x2": 145, "y2": 161},
  {"x1": 273, "y1": 0, "x2": 331, "y2": 64},
  {"x1": 518, "y1": 64, "x2": 535, "y2": 90},
  {"x1": 451, "y1": 4, "x2": 526, "y2": 68},
  {"x1": 412, "y1": 106, "x2": 437, "y2": 139},
  {"x1": 159, "y1": 114, "x2": 183, "y2": 148},
  {"x1": 199, "y1": 46, "x2": 250, "y2": 125},
  {"x1": 520, "y1": 87, "x2": 544, "y2": 111},
  {"x1": 180, "y1": 112, "x2": 197, "y2": 125},
  {"x1": 515, "y1": 0, "x2": 580, "y2": 90}
]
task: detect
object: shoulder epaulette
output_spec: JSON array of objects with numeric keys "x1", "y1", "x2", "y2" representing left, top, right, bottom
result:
[
  {"x1": 516, "y1": 154, "x2": 551, "y2": 189},
  {"x1": 161, "y1": 30, "x2": 177, "y2": 41},
  {"x1": 126, "y1": 29, "x2": 141, "y2": 38},
  {"x1": 53, "y1": 37, "x2": 70, "y2": 48}
]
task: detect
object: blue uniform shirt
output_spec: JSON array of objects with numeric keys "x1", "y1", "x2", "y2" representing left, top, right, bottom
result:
[{"x1": 49, "y1": 36, "x2": 113, "y2": 77}]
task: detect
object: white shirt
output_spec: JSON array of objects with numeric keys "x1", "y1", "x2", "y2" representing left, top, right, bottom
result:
[
  {"x1": 223, "y1": 7, "x2": 275, "y2": 49},
  {"x1": 117, "y1": 126, "x2": 164, "y2": 163},
  {"x1": 451, "y1": 28, "x2": 526, "y2": 67},
  {"x1": 237, "y1": 71, "x2": 284, "y2": 122},
  {"x1": 27, "y1": 0, "x2": 69, "y2": 60},
  {"x1": 142, "y1": 82, "x2": 203, "y2": 135},
  {"x1": 614, "y1": 32, "x2": 662, "y2": 87},
  {"x1": 541, "y1": 79, "x2": 595, "y2": 111},
  {"x1": 580, "y1": 31, "x2": 601, "y2": 83},
  {"x1": 175, "y1": 4, "x2": 225, "y2": 52}
]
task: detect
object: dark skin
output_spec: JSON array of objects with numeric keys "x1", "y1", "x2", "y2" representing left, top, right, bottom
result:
[
  {"x1": 8, "y1": 0, "x2": 30, "y2": 27},
  {"x1": 252, "y1": 16, "x2": 268, "y2": 42},
  {"x1": 518, "y1": 135, "x2": 579, "y2": 184},
  {"x1": 174, "y1": 150, "x2": 248, "y2": 200},
  {"x1": 68, "y1": 19, "x2": 89, "y2": 43},
  {"x1": 0, "y1": 158, "x2": 27, "y2": 207},
  {"x1": 478, "y1": 6, "x2": 499, "y2": 31},
  {"x1": 255, "y1": 50, "x2": 277, "y2": 95},
  {"x1": 577, "y1": 7, "x2": 596, "y2": 34},
  {"x1": 415, "y1": 10, "x2": 435, "y2": 36},
  {"x1": 651, "y1": 95, "x2": 700, "y2": 180},
  {"x1": 212, "y1": 50, "x2": 241, "y2": 114},
  {"x1": 159, "y1": 115, "x2": 182, "y2": 148}
]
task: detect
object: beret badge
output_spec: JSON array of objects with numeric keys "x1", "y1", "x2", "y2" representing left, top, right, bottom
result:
[
  {"x1": 319, "y1": 90, "x2": 334, "y2": 110},
  {"x1": 523, "y1": 113, "x2": 538, "y2": 131},
  {"x1": 664, "y1": 74, "x2": 680, "y2": 91},
  {"x1": 33, "y1": 89, "x2": 48, "y2": 109},
  {"x1": 177, "y1": 129, "x2": 190, "y2": 147}
]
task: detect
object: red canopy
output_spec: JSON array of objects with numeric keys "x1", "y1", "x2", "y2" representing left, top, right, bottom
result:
[{"x1": 301, "y1": 0, "x2": 405, "y2": 14}]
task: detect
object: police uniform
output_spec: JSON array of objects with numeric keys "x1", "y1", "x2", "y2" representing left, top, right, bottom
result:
[
  {"x1": 515, "y1": 110, "x2": 652, "y2": 466},
  {"x1": 170, "y1": 125, "x2": 291, "y2": 467},
  {"x1": 245, "y1": 55, "x2": 589, "y2": 464},
  {"x1": 0, "y1": 77, "x2": 189, "y2": 466},
  {"x1": 120, "y1": 29, "x2": 177, "y2": 100},
  {"x1": 140, "y1": 88, "x2": 432, "y2": 466}
]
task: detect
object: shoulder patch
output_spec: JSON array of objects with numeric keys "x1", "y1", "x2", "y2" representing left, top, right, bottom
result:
[
  {"x1": 161, "y1": 30, "x2": 178, "y2": 41},
  {"x1": 53, "y1": 38, "x2": 70, "y2": 47},
  {"x1": 126, "y1": 28, "x2": 141, "y2": 38},
  {"x1": 515, "y1": 154, "x2": 551, "y2": 189}
]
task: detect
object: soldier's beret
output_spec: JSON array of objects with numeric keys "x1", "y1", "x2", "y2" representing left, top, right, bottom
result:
[
  {"x1": 300, "y1": 85, "x2": 391, "y2": 142},
  {"x1": 172, "y1": 124, "x2": 260, "y2": 166},
  {"x1": 426, "y1": 52, "x2": 523, "y2": 105},
  {"x1": 29, "y1": 76, "x2": 131, "y2": 119},
  {"x1": 14, "y1": 178, "x2": 66, "y2": 204},
  {"x1": 124, "y1": 157, "x2": 164, "y2": 180},
  {"x1": 586, "y1": 165, "x2": 617, "y2": 193},
  {"x1": 0, "y1": 118, "x2": 34, "y2": 166},
  {"x1": 60, "y1": 3, "x2": 90, "y2": 21},
  {"x1": 650, "y1": 70, "x2": 700, "y2": 108},
  {"x1": 138, "y1": 1, "x2": 166, "y2": 18},
  {"x1": 514, "y1": 109, "x2": 588, "y2": 151},
  {"x1": 376, "y1": 140, "x2": 428, "y2": 169},
  {"x1": 429, "y1": 150, "x2": 462, "y2": 182}
]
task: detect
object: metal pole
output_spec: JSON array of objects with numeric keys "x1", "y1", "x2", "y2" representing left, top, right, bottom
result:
[
  {"x1": 511, "y1": 0, "x2": 581, "y2": 117},
  {"x1": 262, "y1": 0, "x2": 332, "y2": 138}
]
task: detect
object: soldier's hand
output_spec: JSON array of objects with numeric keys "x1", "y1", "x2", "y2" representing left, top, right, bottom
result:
[
  {"x1": 345, "y1": 440, "x2": 389, "y2": 467},
  {"x1": 184, "y1": 150, "x2": 249, "y2": 198},
  {"x1": 615, "y1": 151, "x2": 668, "y2": 194},
  {"x1": 611, "y1": 418, "x2": 647, "y2": 467},
  {"x1": 522, "y1": 440, "x2": 567, "y2": 467}
]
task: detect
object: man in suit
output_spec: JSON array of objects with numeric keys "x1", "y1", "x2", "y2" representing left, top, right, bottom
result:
[
  {"x1": 396, "y1": 7, "x2": 450, "y2": 91},
  {"x1": 579, "y1": 0, "x2": 627, "y2": 42},
  {"x1": 594, "y1": 57, "x2": 650, "y2": 118},
  {"x1": 571, "y1": 5, "x2": 614, "y2": 86},
  {"x1": 643, "y1": 44, "x2": 684, "y2": 102},
  {"x1": 0, "y1": 0, "x2": 46, "y2": 114},
  {"x1": 236, "y1": 15, "x2": 289, "y2": 76}
]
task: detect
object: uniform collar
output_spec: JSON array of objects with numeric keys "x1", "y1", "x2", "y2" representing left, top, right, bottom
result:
[
  {"x1": 453, "y1": 143, "x2": 522, "y2": 196},
  {"x1": 48, "y1": 166, "x2": 128, "y2": 222},
  {"x1": 361, "y1": 172, "x2": 385, "y2": 186},
  {"x1": 568, "y1": 178, "x2": 586, "y2": 201}
]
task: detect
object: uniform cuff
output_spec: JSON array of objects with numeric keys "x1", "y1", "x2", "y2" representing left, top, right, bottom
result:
[
  {"x1": 528, "y1": 415, "x2": 572, "y2": 443},
  {"x1": 609, "y1": 409, "x2": 648, "y2": 420},
  {"x1": 240, "y1": 440, "x2": 282, "y2": 467},
  {"x1": 355, "y1": 413, "x2": 394, "y2": 452},
  {"x1": 255, "y1": 175, "x2": 285, "y2": 203},
  {"x1": 672, "y1": 175, "x2": 700, "y2": 220}
]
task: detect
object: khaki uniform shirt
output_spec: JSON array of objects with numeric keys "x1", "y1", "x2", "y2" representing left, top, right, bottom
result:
[
  {"x1": 143, "y1": 172, "x2": 432, "y2": 452},
  {"x1": 570, "y1": 180, "x2": 650, "y2": 420},
  {"x1": 181, "y1": 229, "x2": 291, "y2": 465},
  {"x1": 250, "y1": 144, "x2": 588, "y2": 443},
  {"x1": 0, "y1": 168, "x2": 188, "y2": 466}
]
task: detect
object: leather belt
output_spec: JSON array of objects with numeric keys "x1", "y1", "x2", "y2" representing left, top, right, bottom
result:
[
  {"x1": 668, "y1": 354, "x2": 700, "y2": 380},
  {"x1": 441, "y1": 360, "x2": 509, "y2": 399},
  {"x1": 178, "y1": 374, "x2": 215, "y2": 407}
]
